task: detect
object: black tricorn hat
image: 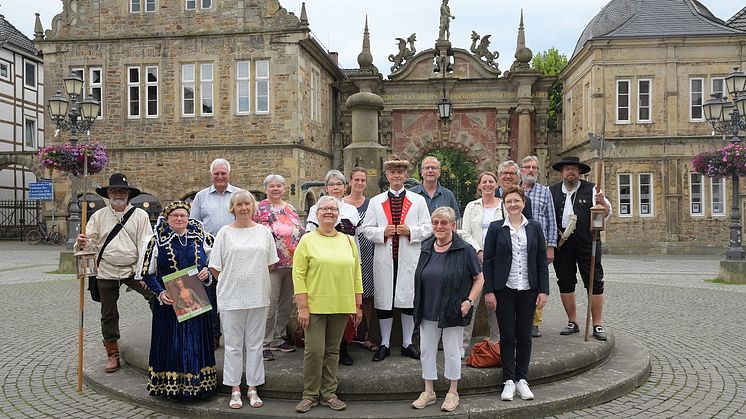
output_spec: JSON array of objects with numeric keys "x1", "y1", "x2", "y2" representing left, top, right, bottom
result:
[
  {"x1": 552, "y1": 156, "x2": 591, "y2": 174},
  {"x1": 96, "y1": 173, "x2": 142, "y2": 199}
]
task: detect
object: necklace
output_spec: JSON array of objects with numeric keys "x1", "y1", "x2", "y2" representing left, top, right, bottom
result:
[
  {"x1": 177, "y1": 234, "x2": 187, "y2": 246},
  {"x1": 435, "y1": 239, "x2": 453, "y2": 247}
]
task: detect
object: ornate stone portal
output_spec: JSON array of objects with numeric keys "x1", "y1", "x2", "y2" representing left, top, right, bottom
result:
[{"x1": 340, "y1": 4, "x2": 555, "y2": 195}]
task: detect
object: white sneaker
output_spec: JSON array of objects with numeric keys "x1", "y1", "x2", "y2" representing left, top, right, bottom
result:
[
  {"x1": 501, "y1": 380, "x2": 516, "y2": 401},
  {"x1": 515, "y1": 379, "x2": 534, "y2": 400}
]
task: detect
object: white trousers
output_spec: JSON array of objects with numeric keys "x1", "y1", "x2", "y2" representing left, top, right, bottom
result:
[
  {"x1": 419, "y1": 320, "x2": 463, "y2": 381},
  {"x1": 222, "y1": 306, "x2": 269, "y2": 387}
]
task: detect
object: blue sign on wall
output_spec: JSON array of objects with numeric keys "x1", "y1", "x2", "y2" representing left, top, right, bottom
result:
[{"x1": 28, "y1": 182, "x2": 54, "y2": 201}]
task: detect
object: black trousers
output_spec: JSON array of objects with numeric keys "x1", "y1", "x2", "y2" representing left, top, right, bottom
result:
[
  {"x1": 496, "y1": 287, "x2": 537, "y2": 382},
  {"x1": 554, "y1": 236, "x2": 604, "y2": 294},
  {"x1": 99, "y1": 277, "x2": 154, "y2": 341}
]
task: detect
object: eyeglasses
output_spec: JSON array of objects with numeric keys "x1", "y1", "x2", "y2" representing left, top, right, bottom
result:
[
  {"x1": 505, "y1": 199, "x2": 523, "y2": 206},
  {"x1": 432, "y1": 220, "x2": 452, "y2": 226},
  {"x1": 326, "y1": 182, "x2": 344, "y2": 187},
  {"x1": 318, "y1": 207, "x2": 339, "y2": 213},
  {"x1": 522, "y1": 165, "x2": 538, "y2": 171},
  {"x1": 422, "y1": 165, "x2": 440, "y2": 171},
  {"x1": 501, "y1": 172, "x2": 517, "y2": 177},
  {"x1": 168, "y1": 213, "x2": 189, "y2": 218}
]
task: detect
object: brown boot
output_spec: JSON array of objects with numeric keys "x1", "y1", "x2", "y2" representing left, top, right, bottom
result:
[{"x1": 103, "y1": 340, "x2": 120, "y2": 373}]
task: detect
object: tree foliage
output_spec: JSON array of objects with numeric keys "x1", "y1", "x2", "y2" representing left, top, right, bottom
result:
[{"x1": 531, "y1": 47, "x2": 569, "y2": 130}]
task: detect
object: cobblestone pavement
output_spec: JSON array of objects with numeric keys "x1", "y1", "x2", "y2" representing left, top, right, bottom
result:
[{"x1": 0, "y1": 242, "x2": 744, "y2": 418}]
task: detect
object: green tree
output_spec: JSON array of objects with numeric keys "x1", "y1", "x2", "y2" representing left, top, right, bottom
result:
[{"x1": 532, "y1": 47, "x2": 568, "y2": 131}]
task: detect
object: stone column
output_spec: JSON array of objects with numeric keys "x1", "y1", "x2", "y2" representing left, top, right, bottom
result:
[
  {"x1": 516, "y1": 104, "x2": 534, "y2": 161},
  {"x1": 343, "y1": 90, "x2": 386, "y2": 196}
]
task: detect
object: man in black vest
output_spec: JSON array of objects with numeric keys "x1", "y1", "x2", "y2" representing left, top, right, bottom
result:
[{"x1": 549, "y1": 157, "x2": 611, "y2": 341}]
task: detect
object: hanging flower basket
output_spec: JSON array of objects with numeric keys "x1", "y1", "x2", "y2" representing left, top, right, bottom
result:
[
  {"x1": 692, "y1": 142, "x2": 746, "y2": 180},
  {"x1": 38, "y1": 143, "x2": 109, "y2": 176}
]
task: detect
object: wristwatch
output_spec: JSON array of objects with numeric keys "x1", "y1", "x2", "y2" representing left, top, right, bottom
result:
[{"x1": 466, "y1": 298, "x2": 474, "y2": 307}]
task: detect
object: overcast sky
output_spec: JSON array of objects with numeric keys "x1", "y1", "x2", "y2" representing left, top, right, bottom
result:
[{"x1": 5, "y1": 0, "x2": 745, "y2": 74}]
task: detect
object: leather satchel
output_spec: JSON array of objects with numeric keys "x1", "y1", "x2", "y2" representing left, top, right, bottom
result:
[{"x1": 466, "y1": 338, "x2": 501, "y2": 368}]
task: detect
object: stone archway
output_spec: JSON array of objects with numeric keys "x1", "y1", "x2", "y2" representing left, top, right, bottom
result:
[{"x1": 412, "y1": 149, "x2": 479, "y2": 214}]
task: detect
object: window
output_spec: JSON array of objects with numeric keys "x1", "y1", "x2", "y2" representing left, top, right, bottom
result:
[
  {"x1": 89, "y1": 68, "x2": 103, "y2": 118},
  {"x1": 186, "y1": 0, "x2": 195, "y2": 10},
  {"x1": 236, "y1": 61, "x2": 250, "y2": 114},
  {"x1": 618, "y1": 174, "x2": 632, "y2": 217},
  {"x1": 128, "y1": 67, "x2": 140, "y2": 118},
  {"x1": 311, "y1": 68, "x2": 320, "y2": 122},
  {"x1": 256, "y1": 60, "x2": 269, "y2": 114},
  {"x1": 130, "y1": 0, "x2": 141, "y2": 12},
  {"x1": 0, "y1": 62, "x2": 9, "y2": 81},
  {"x1": 712, "y1": 178, "x2": 725, "y2": 216},
  {"x1": 182, "y1": 64, "x2": 195, "y2": 116},
  {"x1": 690, "y1": 173, "x2": 703, "y2": 216},
  {"x1": 146, "y1": 0, "x2": 156, "y2": 12},
  {"x1": 24, "y1": 61, "x2": 36, "y2": 89},
  {"x1": 146, "y1": 66, "x2": 158, "y2": 117},
  {"x1": 616, "y1": 80, "x2": 630, "y2": 123},
  {"x1": 712, "y1": 77, "x2": 725, "y2": 99},
  {"x1": 690, "y1": 78, "x2": 704, "y2": 121},
  {"x1": 638, "y1": 173, "x2": 653, "y2": 217},
  {"x1": 638, "y1": 79, "x2": 651, "y2": 123},
  {"x1": 200, "y1": 63, "x2": 213, "y2": 115},
  {"x1": 186, "y1": 0, "x2": 210, "y2": 10},
  {"x1": 24, "y1": 118, "x2": 36, "y2": 149},
  {"x1": 202, "y1": 0, "x2": 212, "y2": 9}
]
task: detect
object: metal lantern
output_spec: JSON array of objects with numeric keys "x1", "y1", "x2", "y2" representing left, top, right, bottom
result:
[
  {"x1": 590, "y1": 204, "x2": 606, "y2": 232},
  {"x1": 74, "y1": 249, "x2": 98, "y2": 277}
]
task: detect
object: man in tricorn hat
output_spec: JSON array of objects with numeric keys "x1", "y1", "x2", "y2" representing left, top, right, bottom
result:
[
  {"x1": 549, "y1": 157, "x2": 611, "y2": 341},
  {"x1": 362, "y1": 157, "x2": 432, "y2": 362},
  {"x1": 75, "y1": 173, "x2": 154, "y2": 372}
]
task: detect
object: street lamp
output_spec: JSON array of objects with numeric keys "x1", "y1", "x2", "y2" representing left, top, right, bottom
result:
[
  {"x1": 434, "y1": 52, "x2": 453, "y2": 120},
  {"x1": 703, "y1": 67, "x2": 746, "y2": 260},
  {"x1": 47, "y1": 71, "x2": 101, "y2": 248}
]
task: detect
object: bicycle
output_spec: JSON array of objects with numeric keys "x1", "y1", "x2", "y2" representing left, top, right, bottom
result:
[{"x1": 25, "y1": 222, "x2": 65, "y2": 246}]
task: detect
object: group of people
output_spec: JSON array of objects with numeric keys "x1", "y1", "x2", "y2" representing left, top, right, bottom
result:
[{"x1": 76, "y1": 153, "x2": 611, "y2": 412}]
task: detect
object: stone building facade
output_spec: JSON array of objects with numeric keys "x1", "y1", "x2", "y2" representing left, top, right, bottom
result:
[
  {"x1": 35, "y1": 0, "x2": 344, "y2": 226},
  {"x1": 559, "y1": 0, "x2": 746, "y2": 253}
]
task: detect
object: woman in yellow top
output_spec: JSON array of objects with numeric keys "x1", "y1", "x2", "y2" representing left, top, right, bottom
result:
[{"x1": 293, "y1": 196, "x2": 364, "y2": 413}]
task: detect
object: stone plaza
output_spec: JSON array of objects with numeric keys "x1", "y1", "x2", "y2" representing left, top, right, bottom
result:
[{"x1": 1, "y1": 242, "x2": 744, "y2": 418}]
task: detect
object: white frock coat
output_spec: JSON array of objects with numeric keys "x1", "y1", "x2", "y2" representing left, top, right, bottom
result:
[{"x1": 362, "y1": 191, "x2": 432, "y2": 310}]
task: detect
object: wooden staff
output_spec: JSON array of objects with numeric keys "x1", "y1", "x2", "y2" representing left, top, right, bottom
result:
[
  {"x1": 76, "y1": 153, "x2": 89, "y2": 393},
  {"x1": 584, "y1": 160, "x2": 605, "y2": 342}
]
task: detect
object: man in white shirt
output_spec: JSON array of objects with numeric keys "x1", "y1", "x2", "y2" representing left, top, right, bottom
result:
[{"x1": 190, "y1": 158, "x2": 244, "y2": 349}]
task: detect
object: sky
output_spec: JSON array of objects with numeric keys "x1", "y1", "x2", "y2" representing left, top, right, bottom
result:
[{"x1": 4, "y1": 0, "x2": 745, "y2": 74}]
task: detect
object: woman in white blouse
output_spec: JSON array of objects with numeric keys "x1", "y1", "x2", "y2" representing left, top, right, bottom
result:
[
  {"x1": 458, "y1": 171, "x2": 502, "y2": 356},
  {"x1": 209, "y1": 191, "x2": 279, "y2": 410}
]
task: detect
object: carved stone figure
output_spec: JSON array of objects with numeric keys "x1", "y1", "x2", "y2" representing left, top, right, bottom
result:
[
  {"x1": 388, "y1": 33, "x2": 417, "y2": 73},
  {"x1": 470, "y1": 31, "x2": 500, "y2": 71},
  {"x1": 438, "y1": 0, "x2": 455, "y2": 41}
]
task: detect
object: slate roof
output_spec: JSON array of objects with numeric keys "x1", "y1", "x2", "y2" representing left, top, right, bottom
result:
[
  {"x1": 727, "y1": 7, "x2": 746, "y2": 31},
  {"x1": 0, "y1": 14, "x2": 37, "y2": 55},
  {"x1": 572, "y1": 0, "x2": 745, "y2": 57}
]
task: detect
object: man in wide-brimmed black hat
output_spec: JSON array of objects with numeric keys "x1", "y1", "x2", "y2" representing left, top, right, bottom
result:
[
  {"x1": 548, "y1": 157, "x2": 611, "y2": 341},
  {"x1": 75, "y1": 173, "x2": 154, "y2": 372}
]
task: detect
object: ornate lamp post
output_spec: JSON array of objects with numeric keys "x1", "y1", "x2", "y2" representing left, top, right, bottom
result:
[
  {"x1": 703, "y1": 68, "x2": 746, "y2": 261},
  {"x1": 434, "y1": 51, "x2": 453, "y2": 120},
  {"x1": 47, "y1": 72, "x2": 101, "y2": 248}
]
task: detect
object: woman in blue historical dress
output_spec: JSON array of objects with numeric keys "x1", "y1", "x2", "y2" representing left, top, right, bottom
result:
[{"x1": 137, "y1": 201, "x2": 217, "y2": 399}]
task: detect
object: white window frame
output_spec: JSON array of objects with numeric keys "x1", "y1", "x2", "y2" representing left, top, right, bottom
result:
[
  {"x1": 618, "y1": 173, "x2": 633, "y2": 217},
  {"x1": 145, "y1": 66, "x2": 159, "y2": 118},
  {"x1": 236, "y1": 61, "x2": 250, "y2": 115},
  {"x1": 200, "y1": 63, "x2": 214, "y2": 116},
  {"x1": 182, "y1": 64, "x2": 196, "y2": 117},
  {"x1": 127, "y1": 66, "x2": 141, "y2": 118},
  {"x1": 185, "y1": 0, "x2": 196, "y2": 10},
  {"x1": 711, "y1": 178, "x2": 726, "y2": 216},
  {"x1": 24, "y1": 118, "x2": 36, "y2": 150},
  {"x1": 0, "y1": 61, "x2": 9, "y2": 81},
  {"x1": 616, "y1": 79, "x2": 630, "y2": 124},
  {"x1": 311, "y1": 67, "x2": 320, "y2": 122},
  {"x1": 145, "y1": 0, "x2": 156, "y2": 12},
  {"x1": 201, "y1": 0, "x2": 212, "y2": 9},
  {"x1": 690, "y1": 173, "x2": 703, "y2": 216},
  {"x1": 255, "y1": 60, "x2": 270, "y2": 114},
  {"x1": 89, "y1": 67, "x2": 103, "y2": 119},
  {"x1": 638, "y1": 173, "x2": 653, "y2": 217},
  {"x1": 24, "y1": 61, "x2": 37, "y2": 90},
  {"x1": 690, "y1": 78, "x2": 704, "y2": 121},
  {"x1": 637, "y1": 79, "x2": 652, "y2": 123},
  {"x1": 130, "y1": 0, "x2": 141, "y2": 13}
]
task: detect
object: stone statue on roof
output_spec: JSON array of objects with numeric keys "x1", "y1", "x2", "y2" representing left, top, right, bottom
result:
[{"x1": 438, "y1": 0, "x2": 455, "y2": 41}]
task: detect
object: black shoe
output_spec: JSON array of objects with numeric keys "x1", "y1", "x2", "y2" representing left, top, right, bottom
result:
[
  {"x1": 372, "y1": 345, "x2": 390, "y2": 362},
  {"x1": 531, "y1": 325, "x2": 542, "y2": 338},
  {"x1": 400, "y1": 344, "x2": 420, "y2": 360},
  {"x1": 592, "y1": 325, "x2": 608, "y2": 341},
  {"x1": 560, "y1": 322, "x2": 580, "y2": 335},
  {"x1": 339, "y1": 342, "x2": 354, "y2": 366}
]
